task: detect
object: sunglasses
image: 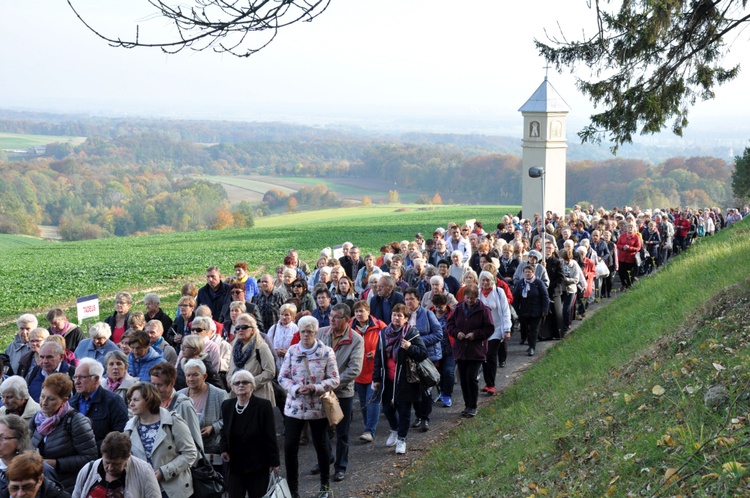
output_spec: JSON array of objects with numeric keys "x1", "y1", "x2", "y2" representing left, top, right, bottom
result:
[
  {"x1": 235, "y1": 324, "x2": 253, "y2": 331},
  {"x1": 191, "y1": 328, "x2": 204, "y2": 333},
  {"x1": 233, "y1": 380, "x2": 251, "y2": 386},
  {"x1": 292, "y1": 284, "x2": 304, "y2": 288}
]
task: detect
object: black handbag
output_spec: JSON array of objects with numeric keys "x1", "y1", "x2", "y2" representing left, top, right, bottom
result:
[
  {"x1": 190, "y1": 451, "x2": 225, "y2": 498},
  {"x1": 406, "y1": 358, "x2": 441, "y2": 387}
]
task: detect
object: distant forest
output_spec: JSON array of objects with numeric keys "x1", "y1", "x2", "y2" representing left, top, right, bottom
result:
[{"x1": 0, "y1": 113, "x2": 738, "y2": 240}]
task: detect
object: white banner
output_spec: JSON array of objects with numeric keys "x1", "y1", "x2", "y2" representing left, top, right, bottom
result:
[{"x1": 76, "y1": 294, "x2": 100, "y2": 322}]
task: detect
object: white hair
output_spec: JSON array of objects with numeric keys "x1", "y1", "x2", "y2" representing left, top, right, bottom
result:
[
  {"x1": 0, "y1": 376, "x2": 30, "y2": 400},
  {"x1": 17, "y1": 314, "x2": 38, "y2": 329},
  {"x1": 77, "y1": 357, "x2": 104, "y2": 378},
  {"x1": 89, "y1": 322, "x2": 112, "y2": 340},
  {"x1": 184, "y1": 358, "x2": 207, "y2": 375}
]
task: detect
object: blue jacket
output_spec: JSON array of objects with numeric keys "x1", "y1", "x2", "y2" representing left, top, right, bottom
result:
[
  {"x1": 74, "y1": 339, "x2": 119, "y2": 367},
  {"x1": 128, "y1": 346, "x2": 166, "y2": 381},
  {"x1": 69, "y1": 385, "x2": 129, "y2": 450},
  {"x1": 26, "y1": 361, "x2": 76, "y2": 402},
  {"x1": 370, "y1": 291, "x2": 406, "y2": 325},
  {"x1": 412, "y1": 306, "x2": 443, "y2": 362}
]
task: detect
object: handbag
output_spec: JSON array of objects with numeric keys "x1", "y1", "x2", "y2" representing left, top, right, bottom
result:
[
  {"x1": 595, "y1": 259, "x2": 610, "y2": 277},
  {"x1": 263, "y1": 470, "x2": 292, "y2": 498},
  {"x1": 406, "y1": 358, "x2": 441, "y2": 387},
  {"x1": 303, "y1": 356, "x2": 343, "y2": 426},
  {"x1": 321, "y1": 390, "x2": 344, "y2": 426},
  {"x1": 634, "y1": 251, "x2": 642, "y2": 268},
  {"x1": 190, "y1": 450, "x2": 225, "y2": 498}
]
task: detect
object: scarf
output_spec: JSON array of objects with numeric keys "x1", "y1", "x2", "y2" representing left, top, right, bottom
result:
[
  {"x1": 523, "y1": 276, "x2": 536, "y2": 298},
  {"x1": 34, "y1": 402, "x2": 72, "y2": 437},
  {"x1": 232, "y1": 339, "x2": 255, "y2": 370},
  {"x1": 107, "y1": 376, "x2": 123, "y2": 393},
  {"x1": 299, "y1": 340, "x2": 319, "y2": 356},
  {"x1": 50, "y1": 320, "x2": 70, "y2": 336},
  {"x1": 384, "y1": 324, "x2": 407, "y2": 359}
]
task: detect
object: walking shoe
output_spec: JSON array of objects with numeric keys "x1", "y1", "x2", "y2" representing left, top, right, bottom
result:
[
  {"x1": 480, "y1": 385, "x2": 489, "y2": 393},
  {"x1": 411, "y1": 417, "x2": 422, "y2": 428},
  {"x1": 385, "y1": 430, "x2": 398, "y2": 447},
  {"x1": 420, "y1": 419, "x2": 430, "y2": 432},
  {"x1": 485, "y1": 386, "x2": 496, "y2": 395},
  {"x1": 442, "y1": 395, "x2": 452, "y2": 407},
  {"x1": 359, "y1": 431, "x2": 373, "y2": 443},
  {"x1": 528, "y1": 348, "x2": 535, "y2": 357},
  {"x1": 499, "y1": 361, "x2": 506, "y2": 368},
  {"x1": 465, "y1": 408, "x2": 477, "y2": 417},
  {"x1": 395, "y1": 438, "x2": 406, "y2": 454},
  {"x1": 317, "y1": 484, "x2": 331, "y2": 498},
  {"x1": 333, "y1": 470, "x2": 346, "y2": 482}
]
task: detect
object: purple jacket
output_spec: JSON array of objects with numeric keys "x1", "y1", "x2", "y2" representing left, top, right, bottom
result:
[{"x1": 446, "y1": 301, "x2": 495, "y2": 362}]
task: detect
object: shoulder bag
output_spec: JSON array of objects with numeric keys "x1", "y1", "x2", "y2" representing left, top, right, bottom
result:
[
  {"x1": 263, "y1": 470, "x2": 292, "y2": 498},
  {"x1": 303, "y1": 355, "x2": 343, "y2": 426}
]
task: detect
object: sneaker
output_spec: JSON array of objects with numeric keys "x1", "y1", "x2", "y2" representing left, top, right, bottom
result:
[
  {"x1": 485, "y1": 386, "x2": 496, "y2": 395},
  {"x1": 395, "y1": 438, "x2": 406, "y2": 454},
  {"x1": 528, "y1": 348, "x2": 535, "y2": 356},
  {"x1": 420, "y1": 419, "x2": 429, "y2": 432},
  {"x1": 411, "y1": 417, "x2": 422, "y2": 428},
  {"x1": 480, "y1": 386, "x2": 489, "y2": 393},
  {"x1": 465, "y1": 408, "x2": 477, "y2": 417},
  {"x1": 442, "y1": 396, "x2": 452, "y2": 407},
  {"x1": 359, "y1": 432, "x2": 373, "y2": 443},
  {"x1": 385, "y1": 430, "x2": 398, "y2": 447}
]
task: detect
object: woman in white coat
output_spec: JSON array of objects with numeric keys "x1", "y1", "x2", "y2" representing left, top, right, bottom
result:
[{"x1": 478, "y1": 271, "x2": 512, "y2": 395}]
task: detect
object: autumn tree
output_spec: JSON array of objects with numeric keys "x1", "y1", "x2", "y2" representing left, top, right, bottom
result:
[
  {"x1": 538, "y1": 0, "x2": 750, "y2": 152},
  {"x1": 430, "y1": 193, "x2": 443, "y2": 205},
  {"x1": 361, "y1": 196, "x2": 372, "y2": 206},
  {"x1": 387, "y1": 190, "x2": 399, "y2": 204}
]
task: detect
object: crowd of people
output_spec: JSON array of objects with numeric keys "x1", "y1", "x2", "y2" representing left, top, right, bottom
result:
[{"x1": 0, "y1": 204, "x2": 746, "y2": 498}]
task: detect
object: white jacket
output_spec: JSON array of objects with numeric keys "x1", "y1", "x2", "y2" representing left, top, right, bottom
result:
[{"x1": 72, "y1": 455, "x2": 161, "y2": 498}]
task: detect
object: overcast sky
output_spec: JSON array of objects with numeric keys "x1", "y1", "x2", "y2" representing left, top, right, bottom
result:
[{"x1": 1, "y1": 1, "x2": 748, "y2": 137}]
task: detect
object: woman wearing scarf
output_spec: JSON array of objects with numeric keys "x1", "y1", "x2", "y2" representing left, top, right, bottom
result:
[
  {"x1": 278, "y1": 316, "x2": 340, "y2": 498},
  {"x1": 29, "y1": 374, "x2": 97, "y2": 492},
  {"x1": 447, "y1": 284, "x2": 494, "y2": 418},
  {"x1": 372, "y1": 304, "x2": 427, "y2": 455},
  {"x1": 45, "y1": 309, "x2": 85, "y2": 353},
  {"x1": 267, "y1": 304, "x2": 299, "y2": 373},
  {"x1": 227, "y1": 314, "x2": 276, "y2": 406},
  {"x1": 478, "y1": 271, "x2": 512, "y2": 396},
  {"x1": 512, "y1": 264, "x2": 550, "y2": 357}
]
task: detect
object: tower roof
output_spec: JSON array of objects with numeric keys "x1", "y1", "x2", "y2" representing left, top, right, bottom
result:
[{"x1": 518, "y1": 77, "x2": 571, "y2": 113}]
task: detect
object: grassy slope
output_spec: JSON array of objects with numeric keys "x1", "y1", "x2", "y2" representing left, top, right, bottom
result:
[
  {"x1": 0, "y1": 205, "x2": 515, "y2": 344},
  {"x1": 0, "y1": 132, "x2": 85, "y2": 149},
  {"x1": 394, "y1": 219, "x2": 750, "y2": 497},
  {"x1": 0, "y1": 234, "x2": 49, "y2": 249}
]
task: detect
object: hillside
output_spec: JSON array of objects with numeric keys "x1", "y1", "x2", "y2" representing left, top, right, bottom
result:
[{"x1": 392, "y1": 219, "x2": 750, "y2": 496}]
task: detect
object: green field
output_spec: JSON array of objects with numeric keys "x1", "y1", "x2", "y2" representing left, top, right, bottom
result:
[
  {"x1": 0, "y1": 234, "x2": 50, "y2": 250},
  {"x1": 0, "y1": 132, "x2": 86, "y2": 150},
  {"x1": 0, "y1": 205, "x2": 514, "y2": 341}
]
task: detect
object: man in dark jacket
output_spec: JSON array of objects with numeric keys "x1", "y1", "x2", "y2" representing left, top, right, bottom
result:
[
  {"x1": 69, "y1": 358, "x2": 128, "y2": 451},
  {"x1": 196, "y1": 266, "x2": 232, "y2": 319},
  {"x1": 25, "y1": 342, "x2": 75, "y2": 402},
  {"x1": 370, "y1": 275, "x2": 405, "y2": 325},
  {"x1": 218, "y1": 283, "x2": 266, "y2": 332},
  {"x1": 543, "y1": 242, "x2": 566, "y2": 339}
]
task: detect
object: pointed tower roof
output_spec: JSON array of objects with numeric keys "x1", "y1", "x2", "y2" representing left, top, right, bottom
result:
[{"x1": 518, "y1": 77, "x2": 571, "y2": 113}]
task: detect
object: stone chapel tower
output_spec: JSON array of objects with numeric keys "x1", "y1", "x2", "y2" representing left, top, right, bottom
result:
[{"x1": 519, "y1": 77, "x2": 571, "y2": 219}]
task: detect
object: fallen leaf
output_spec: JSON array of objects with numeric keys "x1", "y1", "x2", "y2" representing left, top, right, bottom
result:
[
  {"x1": 605, "y1": 485, "x2": 616, "y2": 497},
  {"x1": 658, "y1": 434, "x2": 676, "y2": 447},
  {"x1": 624, "y1": 394, "x2": 632, "y2": 404},
  {"x1": 664, "y1": 468, "x2": 679, "y2": 485},
  {"x1": 538, "y1": 488, "x2": 548, "y2": 496},
  {"x1": 722, "y1": 461, "x2": 745, "y2": 474},
  {"x1": 701, "y1": 473, "x2": 719, "y2": 482},
  {"x1": 652, "y1": 385, "x2": 666, "y2": 396},
  {"x1": 683, "y1": 386, "x2": 695, "y2": 394},
  {"x1": 624, "y1": 453, "x2": 636, "y2": 460},
  {"x1": 713, "y1": 362, "x2": 726, "y2": 371},
  {"x1": 518, "y1": 461, "x2": 525, "y2": 473},
  {"x1": 565, "y1": 420, "x2": 573, "y2": 429}
]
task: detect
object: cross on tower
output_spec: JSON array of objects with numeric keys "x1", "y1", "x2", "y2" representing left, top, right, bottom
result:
[{"x1": 544, "y1": 64, "x2": 551, "y2": 79}]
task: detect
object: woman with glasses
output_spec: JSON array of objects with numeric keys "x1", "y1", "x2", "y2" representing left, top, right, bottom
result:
[
  {"x1": 177, "y1": 359, "x2": 227, "y2": 471},
  {"x1": 102, "y1": 292, "x2": 133, "y2": 345},
  {"x1": 168, "y1": 296, "x2": 196, "y2": 355},
  {"x1": 290, "y1": 278, "x2": 315, "y2": 314},
  {"x1": 99, "y1": 350, "x2": 137, "y2": 403},
  {"x1": 220, "y1": 370, "x2": 279, "y2": 498},
  {"x1": 0, "y1": 414, "x2": 66, "y2": 497},
  {"x1": 227, "y1": 314, "x2": 276, "y2": 406},
  {"x1": 5, "y1": 451, "x2": 69, "y2": 498},
  {"x1": 29, "y1": 374, "x2": 98, "y2": 492},
  {"x1": 14, "y1": 328, "x2": 48, "y2": 381},
  {"x1": 278, "y1": 316, "x2": 340, "y2": 498},
  {"x1": 174, "y1": 334, "x2": 222, "y2": 391}
]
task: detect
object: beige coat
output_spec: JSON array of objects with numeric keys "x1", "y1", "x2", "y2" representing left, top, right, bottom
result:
[{"x1": 227, "y1": 337, "x2": 276, "y2": 406}]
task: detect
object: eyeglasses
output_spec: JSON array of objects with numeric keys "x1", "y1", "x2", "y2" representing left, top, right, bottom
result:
[
  {"x1": 292, "y1": 284, "x2": 304, "y2": 288},
  {"x1": 191, "y1": 328, "x2": 204, "y2": 333},
  {"x1": 330, "y1": 315, "x2": 344, "y2": 321},
  {"x1": 233, "y1": 380, "x2": 252, "y2": 386},
  {"x1": 231, "y1": 290, "x2": 244, "y2": 295},
  {"x1": 235, "y1": 324, "x2": 253, "y2": 331},
  {"x1": 8, "y1": 482, "x2": 38, "y2": 492},
  {"x1": 72, "y1": 375, "x2": 96, "y2": 381}
]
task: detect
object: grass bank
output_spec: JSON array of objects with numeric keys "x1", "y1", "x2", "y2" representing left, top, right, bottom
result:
[{"x1": 394, "y1": 220, "x2": 750, "y2": 497}]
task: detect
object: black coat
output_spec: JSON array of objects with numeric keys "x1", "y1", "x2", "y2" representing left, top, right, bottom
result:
[
  {"x1": 197, "y1": 282, "x2": 232, "y2": 320},
  {"x1": 545, "y1": 254, "x2": 566, "y2": 298},
  {"x1": 175, "y1": 356, "x2": 223, "y2": 391},
  {"x1": 219, "y1": 396, "x2": 280, "y2": 474},
  {"x1": 372, "y1": 326, "x2": 427, "y2": 404},
  {"x1": 512, "y1": 278, "x2": 551, "y2": 318},
  {"x1": 146, "y1": 308, "x2": 174, "y2": 336},
  {"x1": 69, "y1": 386, "x2": 129, "y2": 450}
]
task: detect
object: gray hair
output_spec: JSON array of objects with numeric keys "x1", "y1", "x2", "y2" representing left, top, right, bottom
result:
[
  {"x1": 77, "y1": 357, "x2": 104, "y2": 378},
  {"x1": 40, "y1": 341, "x2": 63, "y2": 356},
  {"x1": 17, "y1": 314, "x2": 38, "y2": 330},
  {"x1": 297, "y1": 315, "x2": 319, "y2": 332},
  {"x1": 0, "y1": 376, "x2": 30, "y2": 400},
  {"x1": 0, "y1": 414, "x2": 33, "y2": 453},
  {"x1": 451, "y1": 250, "x2": 463, "y2": 260},
  {"x1": 104, "y1": 349, "x2": 129, "y2": 368},
  {"x1": 89, "y1": 322, "x2": 112, "y2": 340},
  {"x1": 143, "y1": 293, "x2": 160, "y2": 305},
  {"x1": 279, "y1": 303, "x2": 297, "y2": 316},
  {"x1": 479, "y1": 271, "x2": 496, "y2": 286},
  {"x1": 230, "y1": 370, "x2": 256, "y2": 389},
  {"x1": 229, "y1": 301, "x2": 247, "y2": 312},
  {"x1": 429, "y1": 275, "x2": 444, "y2": 287},
  {"x1": 184, "y1": 358, "x2": 206, "y2": 375},
  {"x1": 192, "y1": 316, "x2": 213, "y2": 332},
  {"x1": 195, "y1": 305, "x2": 213, "y2": 318},
  {"x1": 29, "y1": 327, "x2": 50, "y2": 341}
]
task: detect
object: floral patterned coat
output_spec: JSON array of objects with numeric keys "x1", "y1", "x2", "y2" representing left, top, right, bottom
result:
[{"x1": 278, "y1": 339, "x2": 340, "y2": 420}]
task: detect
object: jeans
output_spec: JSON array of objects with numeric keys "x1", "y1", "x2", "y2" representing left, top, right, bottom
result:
[
  {"x1": 381, "y1": 379, "x2": 412, "y2": 439},
  {"x1": 456, "y1": 359, "x2": 482, "y2": 410},
  {"x1": 413, "y1": 385, "x2": 433, "y2": 421},
  {"x1": 354, "y1": 382, "x2": 381, "y2": 436},
  {"x1": 324, "y1": 395, "x2": 353, "y2": 472},
  {"x1": 482, "y1": 339, "x2": 506, "y2": 388},
  {"x1": 438, "y1": 353, "x2": 455, "y2": 397},
  {"x1": 284, "y1": 417, "x2": 330, "y2": 495}
]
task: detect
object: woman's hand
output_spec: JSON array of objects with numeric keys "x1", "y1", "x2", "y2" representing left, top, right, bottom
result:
[
  {"x1": 400, "y1": 339, "x2": 411, "y2": 349},
  {"x1": 466, "y1": 332, "x2": 475, "y2": 341},
  {"x1": 371, "y1": 382, "x2": 380, "y2": 392},
  {"x1": 201, "y1": 426, "x2": 213, "y2": 436},
  {"x1": 174, "y1": 334, "x2": 183, "y2": 343},
  {"x1": 44, "y1": 459, "x2": 56, "y2": 468},
  {"x1": 155, "y1": 469, "x2": 164, "y2": 482},
  {"x1": 276, "y1": 348, "x2": 287, "y2": 357},
  {"x1": 221, "y1": 452, "x2": 230, "y2": 463},
  {"x1": 366, "y1": 351, "x2": 374, "y2": 360},
  {"x1": 297, "y1": 385, "x2": 315, "y2": 395}
]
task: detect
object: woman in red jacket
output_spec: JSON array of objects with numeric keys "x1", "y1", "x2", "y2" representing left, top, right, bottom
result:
[
  {"x1": 616, "y1": 222, "x2": 642, "y2": 290},
  {"x1": 350, "y1": 301, "x2": 386, "y2": 443}
]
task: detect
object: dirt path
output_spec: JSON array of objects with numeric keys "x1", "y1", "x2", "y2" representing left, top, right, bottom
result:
[{"x1": 276, "y1": 298, "x2": 609, "y2": 498}]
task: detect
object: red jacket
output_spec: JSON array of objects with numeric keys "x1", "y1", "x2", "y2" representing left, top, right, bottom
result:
[
  {"x1": 616, "y1": 232, "x2": 642, "y2": 264},
  {"x1": 351, "y1": 316, "x2": 387, "y2": 384}
]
